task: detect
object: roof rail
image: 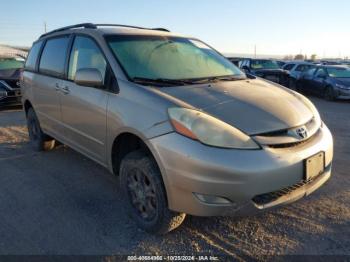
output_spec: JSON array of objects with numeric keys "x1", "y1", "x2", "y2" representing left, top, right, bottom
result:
[
  {"x1": 151, "y1": 28, "x2": 170, "y2": 32},
  {"x1": 39, "y1": 23, "x2": 97, "y2": 38},
  {"x1": 94, "y1": 24, "x2": 170, "y2": 32},
  {"x1": 39, "y1": 23, "x2": 170, "y2": 39}
]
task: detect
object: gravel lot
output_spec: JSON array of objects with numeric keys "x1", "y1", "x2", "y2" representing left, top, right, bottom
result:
[{"x1": 0, "y1": 98, "x2": 349, "y2": 259}]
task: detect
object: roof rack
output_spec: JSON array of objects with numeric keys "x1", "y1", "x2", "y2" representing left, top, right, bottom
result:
[
  {"x1": 40, "y1": 23, "x2": 96, "y2": 38},
  {"x1": 39, "y1": 23, "x2": 170, "y2": 38},
  {"x1": 94, "y1": 24, "x2": 170, "y2": 32}
]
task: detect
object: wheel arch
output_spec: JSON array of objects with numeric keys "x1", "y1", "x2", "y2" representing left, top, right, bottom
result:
[
  {"x1": 111, "y1": 132, "x2": 158, "y2": 176},
  {"x1": 110, "y1": 131, "x2": 171, "y2": 205}
]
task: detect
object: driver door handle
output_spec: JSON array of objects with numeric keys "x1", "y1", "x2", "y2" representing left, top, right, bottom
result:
[
  {"x1": 61, "y1": 86, "x2": 70, "y2": 94},
  {"x1": 54, "y1": 83, "x2": 61, "y2": 91}
]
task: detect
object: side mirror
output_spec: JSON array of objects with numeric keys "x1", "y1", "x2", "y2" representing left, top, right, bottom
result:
[{"x1": 74, "y1": 68, "x2": 103, "y2": 87}]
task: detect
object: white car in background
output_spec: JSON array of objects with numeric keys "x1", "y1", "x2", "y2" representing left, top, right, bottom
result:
[{"x1": 283, "y1": 62, "x2": 316, "y2": 90}]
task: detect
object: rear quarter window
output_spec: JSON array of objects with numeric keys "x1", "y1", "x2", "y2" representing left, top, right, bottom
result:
[
  {"x1": 25, "y1": 41, "x2": 43, "y2": 71},
  {"x1": 39, "y1": 36, "x2": 70, "y2": 77}
]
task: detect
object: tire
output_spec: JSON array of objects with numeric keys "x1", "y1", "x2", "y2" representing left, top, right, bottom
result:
[
  {"x1": 120, "y1": 150, "x2": 186, "y2": 234},
  {"x1": 324, "y1": 86, "x2": 336, "y2": 101},
  {"x1": 294, "y1": 80, "x2": 303, "y2": 93},
  {"x1": 26, "y1": 107, "x2": 55, "y2": 151}
]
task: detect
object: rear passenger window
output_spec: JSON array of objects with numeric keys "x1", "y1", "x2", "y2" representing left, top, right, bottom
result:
[
  {"x1": 68, "y1": 36, "x2": 107, "y2": 83},
  {"x1": 283, "y1": 64, "x2": 295, "y2": 71},
  {"x1": 296, "y1": 65, "x2": 314, "y2": 72},
  {"x1": 39, "y1": 36, "x2": 70, "y2": 77},
  {"x1": 25, "y1": 41, "x2": 43, "y2": 71}
]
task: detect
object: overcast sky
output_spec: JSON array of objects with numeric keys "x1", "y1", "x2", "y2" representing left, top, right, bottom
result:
[{"x1": 0, "y1": 0, "x2": 349, "y2": 58}]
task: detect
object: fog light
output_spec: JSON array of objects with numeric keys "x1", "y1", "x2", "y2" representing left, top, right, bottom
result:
[{"x1": 194, "y1": 193, "x2": 231, "y2": 204}]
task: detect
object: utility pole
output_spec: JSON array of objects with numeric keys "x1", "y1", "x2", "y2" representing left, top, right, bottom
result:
[
  {"x1": 254, "y1": 45, "x2": 256, "y2": 58},
  {"x1": 44, "y1": 21, "x2": 47, "y2": 33}
]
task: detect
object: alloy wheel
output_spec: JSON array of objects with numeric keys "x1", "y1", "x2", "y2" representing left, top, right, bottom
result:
[
  {"x1": 325, "y1": 87, "x2": 334, "y2": 101},
  {"x1": 127, "y1": 168, "x2": 157, "y2": 221}
]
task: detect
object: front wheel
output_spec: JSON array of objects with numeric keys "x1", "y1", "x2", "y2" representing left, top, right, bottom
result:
[
  {"x1": 26, "y1": 107, "x2": 55, "y2": 151},
  {"x1": 120, "y1": 150, "x2": 186, "y2": 234},
  {"x1": 324, "y1": 86, "x2": 336, "y2": 101}
]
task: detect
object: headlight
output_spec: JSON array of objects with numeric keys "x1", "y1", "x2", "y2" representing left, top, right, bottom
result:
[
  {"x1": 336, "y1": 83, "x2": 350, "y2": 90},
  {"x1": 0, "y1": 90, "x2": 7, "y2": 98},
  {"x1": 168, "y1": 107, "x2": 260, "y2": 149}
]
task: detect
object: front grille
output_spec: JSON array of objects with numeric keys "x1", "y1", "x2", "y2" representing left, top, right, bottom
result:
[
  {"x1": 253, "y1": 117, "x2": 321, "y2": 149},
  {"x1": 3, "y1": 80, "x2": 19, "y2": 89},
  {"x1": 252, "y1": 175, "x2": 319, "y2": 206},
  {"x1": 267, "y1": 129, "x2": 320, "y2": 149},
  {"x1": 259, "y1": 129, "x2": 288, "y2": 137},
  {"x1": 268, "y1": 139, "x2": 309, "y2": 149},
  {"x1": 258, "y1": 118, "x2": 315, "y2": 138}
]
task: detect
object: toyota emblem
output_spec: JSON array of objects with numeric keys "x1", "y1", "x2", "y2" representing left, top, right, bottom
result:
[{"x1": 296, "y1": 127, "x2": 308, "y2": 139}]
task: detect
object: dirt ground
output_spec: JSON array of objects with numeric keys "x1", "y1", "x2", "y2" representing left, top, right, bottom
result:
[{"x1": 0, "y1": 97, "x2": 349, "y2": 260}]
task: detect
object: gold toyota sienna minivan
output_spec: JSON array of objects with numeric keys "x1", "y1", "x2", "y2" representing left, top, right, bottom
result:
[{"x1": 21, "y1": 23, "x2": 333, "y2": 234}]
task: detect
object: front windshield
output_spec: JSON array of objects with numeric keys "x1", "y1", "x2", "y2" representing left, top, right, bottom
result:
[
  {"x1": 106, "y1": 35, "x2": 244, "y2": 81},
  {"x1": 250, "y1": 60, "x2": 280, "y2": 70},
  {"x1": 0, "y1": 58, "x2": 24, "y2": 70},
  {"x1": 327, "y1": 67, "x2": 350, "y2": 78}
]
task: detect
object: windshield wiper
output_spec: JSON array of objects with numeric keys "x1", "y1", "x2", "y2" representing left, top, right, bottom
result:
[
  {"x1": 131, "y1": 75, "x2": 246, "y2": 87},
  {"x1": 132, "y1": 77, "x2": 192, "y2": 87},
  {"x1": 185, "y1": 75, "x2": 246, "y2": 84}
]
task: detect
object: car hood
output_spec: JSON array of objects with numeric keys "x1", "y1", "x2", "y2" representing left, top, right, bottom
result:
[
  {"x1": 156, "y1": 79, "x2": 314, "y2": 135},
  {"x1": 0, "y1": 68, "x2": 22, "y2": 81}
]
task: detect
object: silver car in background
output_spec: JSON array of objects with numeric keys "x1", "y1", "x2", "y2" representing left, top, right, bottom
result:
[
  {"x1": 21, "y1": 23, "x2": 333, "y2": 234},
  {"x1": 282, "y1": 61, "x2": 316, "y2": 90}
]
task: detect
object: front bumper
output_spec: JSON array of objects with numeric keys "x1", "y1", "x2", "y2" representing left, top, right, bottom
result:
[
  {"x1": 336, "y1": 88, "x2": 350, "y2": 99},
  {"x1": 0, "y1": 89, "x2": 22, "y2": 106},
  {"x1": 149, "y1": 124, "x2": 333, "y2": 216}
]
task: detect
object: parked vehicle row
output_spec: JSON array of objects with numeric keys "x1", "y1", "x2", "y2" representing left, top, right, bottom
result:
[
  {"x1": 0, "y1": 57, "x2": 24, "y2": 106},
  {"x1": 239, "y1": 58, "x2": 289, "y2": 85},
  {"x1": 282, "y1": 62, "x2": 316, "y2": 89},
  {"x1": 297, "y1": 65, "x2": 350, "y2": 101},
  {"x1": 227, "y1": 57, "x2": 289, "y2": 85},
  {"x1": 226, "y1": 56, "x2": 350, "y2": 101}
]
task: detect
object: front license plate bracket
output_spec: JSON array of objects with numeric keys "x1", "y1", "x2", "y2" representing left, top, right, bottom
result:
[{"x1": 305, "y1": 152, "x2": 325, "y2": 180}]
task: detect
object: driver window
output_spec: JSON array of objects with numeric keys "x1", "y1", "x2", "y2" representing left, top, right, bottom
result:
[{"x1": 315, "y1": 68, "x2": 326, "y2": 78}]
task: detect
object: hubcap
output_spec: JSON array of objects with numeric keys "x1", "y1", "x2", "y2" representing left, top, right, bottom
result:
[{"x1": 127, "y1": 169, "x2": 157, "y2": 220}]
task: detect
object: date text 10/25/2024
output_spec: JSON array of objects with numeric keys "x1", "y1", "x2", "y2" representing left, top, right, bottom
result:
[{"x1": 127, "y1": 255, "x2": 220, "y2": 261}]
